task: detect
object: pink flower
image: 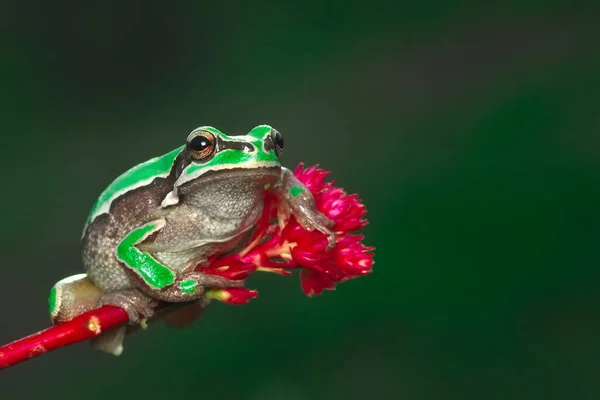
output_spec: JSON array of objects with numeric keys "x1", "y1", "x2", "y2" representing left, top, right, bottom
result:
[
  {"x1": 333, "y1": 234, "x2": 375, "y2": 276},
  {"x1": 199, "y1": 163, "x2": 374, "y2": 303},
  {"x1": 321, "y1": 189, "x2": 368, "y2": 232},
  {"x1": 300, "y1": 268, "x2": 336, "y2": 297},
  {"x1": 201, "y1": 254, "x2": 256, "y2": 280},
  {"x1": 292, "y1": 164, "x2": 333, "y2": 196},
  {"x1": 204, "y1": 288, "x2": 259, "y2": 305}
]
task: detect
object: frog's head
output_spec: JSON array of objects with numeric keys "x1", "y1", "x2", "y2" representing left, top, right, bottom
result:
[
  {"x1": 162, "y1": 125, "x2": 284, "y2": 207},
  {"x1": 182, "y1": 124, "x2": 283, "y2": 177}
]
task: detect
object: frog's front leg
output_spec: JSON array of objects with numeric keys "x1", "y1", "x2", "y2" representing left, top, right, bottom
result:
[
  {"x1": 115, "y1": 219, "x2": 244, "y2": 307},
  {"x1": 272, "y1": 167, "x2": 336, "y2": 249}
]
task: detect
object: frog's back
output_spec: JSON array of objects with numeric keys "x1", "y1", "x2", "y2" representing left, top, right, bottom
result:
[
  {"x1": 81, "y1": 146, "x2": 184, "y2": 291},
  {"x1": 84, "y1": 146, "x2": 184, "y2": 228}
]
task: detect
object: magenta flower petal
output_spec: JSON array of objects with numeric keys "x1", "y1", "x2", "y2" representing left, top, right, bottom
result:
[{"x1": 195, "y1": 163, "x2": 374, "y2": 301}]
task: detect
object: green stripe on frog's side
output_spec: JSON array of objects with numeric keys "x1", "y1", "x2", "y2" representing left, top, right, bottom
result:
[
  {"x1": 48, "y1": 273, "x2": 88, "y2": 318},
  {"x1": 86, "y1": 146, "x2": 185, "y2": 226},
  {"x1": 116, "y1": 219, "x2": 175, "y2": 289},
  {"x1": 180, "y1": 279, "x2": 197, "y2": 293},
  {"x1": 289, "y1": 186, "x2": 303, "y2": 197},
  {"x1": 48, "y1": 286, "x2": 57, "y2": 315}
]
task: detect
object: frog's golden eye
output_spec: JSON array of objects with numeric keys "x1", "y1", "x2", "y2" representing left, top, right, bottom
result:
[{"x1": 187, "y1": 131, "x2": 216, "y2": 160}]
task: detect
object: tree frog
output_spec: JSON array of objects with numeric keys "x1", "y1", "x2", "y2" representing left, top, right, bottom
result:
[{"x1": 48, "y1": 125, "x2": 335, "y2": 355}]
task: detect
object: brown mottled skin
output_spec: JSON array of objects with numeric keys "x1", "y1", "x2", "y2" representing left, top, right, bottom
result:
[{"x1": 50, "y1": 126, "x2": 335, "y2": 355}]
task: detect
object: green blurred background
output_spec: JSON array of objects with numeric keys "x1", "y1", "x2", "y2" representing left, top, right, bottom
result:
[{"x1": 2, "y1": 1, "x2": 600, "y2": 399}]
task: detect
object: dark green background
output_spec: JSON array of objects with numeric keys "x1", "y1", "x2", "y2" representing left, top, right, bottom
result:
[{"x1": 2, "y1": 2, "x2": 599, "y2": 399}]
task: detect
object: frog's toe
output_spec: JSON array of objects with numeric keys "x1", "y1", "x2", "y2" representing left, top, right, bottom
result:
[
  {"x1": 317, "y1": 212, "x2": 336, "y2": 229},
  {"x1": 317, "y1": 214, "x2": 337, "y2": 249},
  {"x1": 99, "y1": 289, "x2": 158, "y2": 325},
  {"x1": 293, "y1": 212, "x2": 337, "y2": 250},
  {"x1": 324, "y1": 230, "x2": 337, "y2": 251}
]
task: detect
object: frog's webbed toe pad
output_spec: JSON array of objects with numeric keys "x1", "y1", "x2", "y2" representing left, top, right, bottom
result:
[
  {"x1": 99, "y1": 289, "x2": 159, "y2": 325},
  {"x1": 49, "y1": 273, "x2": 103, "y2": 324}
]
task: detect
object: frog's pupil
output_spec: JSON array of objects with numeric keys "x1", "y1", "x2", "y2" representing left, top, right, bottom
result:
[{"x1": 190, "y1": 136, "x2": 210, "y2": 151}]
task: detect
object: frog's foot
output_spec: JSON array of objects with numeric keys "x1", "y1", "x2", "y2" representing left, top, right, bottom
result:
[
  {"x1": 98, "y1": 289, "x2": 159, "y2": 325},
  {"x1": 94, "y1": 290, "x2": 158, "y2": 356},
  {"x1": 49, "y1": 273, "x2": 103, "y2": 324},
  {"x1": 276, "y1": 177, "x2": 337, "y2": 250},
  {"x1": 279, "y1": 196, "x2": 336, "y2": 247},
  {"x1": 49, "y1": 275, "x2": 132, "y2": 356}
]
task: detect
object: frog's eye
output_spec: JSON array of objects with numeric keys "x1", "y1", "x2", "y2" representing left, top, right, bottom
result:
[
  {"x1": 270, "y1": 128, "x2": 284, "y2": 155},
  {"x1": 187, "y1": 131, "x2": 216, "y2": 160}
]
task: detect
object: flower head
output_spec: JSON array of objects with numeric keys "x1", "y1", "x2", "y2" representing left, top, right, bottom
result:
[
  {"x1": 199, "y1": 163, "x2": 374, "y2": 302},
  {"x1": 204, "y1": 288, "x2": 259, "y2": 305}
]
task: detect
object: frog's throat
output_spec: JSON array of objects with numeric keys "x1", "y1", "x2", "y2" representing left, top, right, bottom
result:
[
  {"x1": 179, "y1": 157, "x2": 280, "y2": 186},
  {"x1": 162, "y1": 165, "x2": 281, "y2": 209}
]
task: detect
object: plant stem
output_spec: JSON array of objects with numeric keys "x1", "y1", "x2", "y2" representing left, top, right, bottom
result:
[{"x1": 0, "y1": 306, "x2": 128, "y2": 370}]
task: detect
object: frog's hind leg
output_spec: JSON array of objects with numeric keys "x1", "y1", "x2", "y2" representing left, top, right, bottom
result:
[
  {"x1": 49, "y1": 273, "x2": 103, "y2": 324},
  {"x1": 48, "y1": 274, "x2": 129, "y2": 356}
]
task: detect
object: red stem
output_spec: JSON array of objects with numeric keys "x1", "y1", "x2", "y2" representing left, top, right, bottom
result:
[{"x1": 0, "y1": 306, "x2": 128, "y2": 370}]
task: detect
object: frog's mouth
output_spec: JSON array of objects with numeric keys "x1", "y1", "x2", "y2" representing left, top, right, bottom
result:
[
  {"x1": 178, "y1": 165, "x2": 282, "y2": 193},
  {"x1": 190, "y1": 165, "x2": 281, "y2": 180}
]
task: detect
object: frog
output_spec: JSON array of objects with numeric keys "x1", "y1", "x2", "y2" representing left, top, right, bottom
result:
[{"x1": 48, "y1": 125, "x2": 335, "y2": 355}]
